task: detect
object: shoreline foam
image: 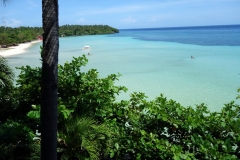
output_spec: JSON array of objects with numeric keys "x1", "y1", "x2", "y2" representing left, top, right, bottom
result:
[{"x1": 0, "y1": 40, "x2": 42, "y2": 57}]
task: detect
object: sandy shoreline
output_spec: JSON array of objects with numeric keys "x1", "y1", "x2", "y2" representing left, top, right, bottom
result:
[{"x1": 0, "y1": 40, "x2": 42, "y2": 57}]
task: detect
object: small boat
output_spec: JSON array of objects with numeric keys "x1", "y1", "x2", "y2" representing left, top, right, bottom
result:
[{"x1": 81, "y1": 46, "x2": 90, "y2": 50}]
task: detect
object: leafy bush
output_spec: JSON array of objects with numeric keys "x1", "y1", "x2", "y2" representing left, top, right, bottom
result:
[
  {"x1": 9, "y1": 55, "x2": 125, "y2": 159},
  {"x1": 58, "y1": 115, "x2": 112, "y2": 160},
  {"x1": 101, "y1": 93, "x2": 240, "y2": 159},
  {"x1": 0, "y1": 120, "x2": 36, "y2": 160}
]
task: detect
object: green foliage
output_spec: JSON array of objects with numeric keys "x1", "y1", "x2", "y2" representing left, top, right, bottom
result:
[
  {"x1": 0, "y1": 56, "x2": 15, "y2": 122},
  {"x1": 3, "y1": 55, "x2": 126, "y2": 159},
  {"x1": 12, "y1": 54, "x2": 126, "y2": 122},
  {"x1": 0, "y1": 56, "x2": 14, "y2": 88},
  {"x1": 59, "y1": 25, "x2": 119, "y2": 36},
  {"x1": 0, "y1": 26, "x2": 42, "y2": 47},
  {"x1": 8, "y1": 65, "x2": 42, "y2": 121},
  {"x1": 57, "y1": 55, "x2": 127, "y2": 120},
  {"x1": 27, "y1": 104, "x2": 74, "y2": 120},
  {"x1": 59, "y1": 115, "x2": 112, "y2": 160},
  {"x1": 27, "y1": 105, "x2": 41, "y2": 119},
  {"x1": 101, "y1": 93, "x2": 240, "y2": 159},
  {"x1": 0, "y1": 120, "x2": 36, "y2": 160}
]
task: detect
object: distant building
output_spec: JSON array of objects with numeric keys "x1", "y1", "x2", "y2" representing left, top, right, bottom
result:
[{"x1": 37, "y1": 36, "x2": 43, "y2": 40}]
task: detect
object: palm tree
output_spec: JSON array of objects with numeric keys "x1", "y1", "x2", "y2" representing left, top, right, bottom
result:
[
  {"x1": 0, "y1": 56, "x2": 14, "y2": 120},
  {"x1": 0, "y1": 56, "x2": 14, "y2": 88},
  {"x1": 58, "y1": 115, "x2": 112, "y2": 160},
  {"x1": 40, "y1": 0, "x2": 59, "y2": 159},
  {"x1": 0, "y1": 0, "x2": 59, "y2": 159}
]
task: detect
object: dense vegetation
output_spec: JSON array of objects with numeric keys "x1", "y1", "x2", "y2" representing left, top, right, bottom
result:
[
  {"x1": 0, "y1": 25, "x2": 119, "y2": 47},
  {"x1": 59, "y1": 25, "x2": 119, "y2": 36},
  {"x1": 0, "y1": 55, "x2": 240, "y2": 159},
  {"x1": 0, "y1": 26, "x2": 42, "y2": 47}
]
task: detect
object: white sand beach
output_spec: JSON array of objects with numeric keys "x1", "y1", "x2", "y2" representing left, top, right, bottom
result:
[{"x1": 0, "y1": 40, "x2": 41, "y2": 57}]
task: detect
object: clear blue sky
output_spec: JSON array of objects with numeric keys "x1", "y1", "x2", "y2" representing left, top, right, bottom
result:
[{"x1": 0, "y1": 0, "x2": 240, "y2": 29}]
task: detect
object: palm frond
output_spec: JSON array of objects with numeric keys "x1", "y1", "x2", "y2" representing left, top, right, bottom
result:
[
  {"x1": 59, "y1": 115, "x2": 112, "y2": 160},
  {"x1": 0, "y1": 56, "x2": 14, "y2": 88}
]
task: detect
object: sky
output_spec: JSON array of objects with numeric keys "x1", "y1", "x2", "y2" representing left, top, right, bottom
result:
[{"x1": 0, "y1": 0, "x2": 240, "y2": 29}]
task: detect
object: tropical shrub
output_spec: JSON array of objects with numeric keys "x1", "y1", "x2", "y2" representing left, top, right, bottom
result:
[
  {"x1": 0, "y1": 120, "x2": 37, "y2": 160},
  {"x1": 12, "y1": 55, "x2": 126, "y2": 125},
  {"x1": 0, "y1": 56, "x2": 14, "y2": 88},
  {"x1": 7, "y1": 55, "x2": 125, "y2": 159},
  {"x1": 0, "y1": 56, "x2": 15, "y2": 122},
  {"x1": 58, "y1": 115, "x2": 112, "y2": 160},
  {"x1": 101, "y1": 93, "x2": 240, "y2": 159}
]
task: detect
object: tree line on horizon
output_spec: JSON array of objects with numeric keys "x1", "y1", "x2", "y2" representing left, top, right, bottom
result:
[{"x1": 0, "y1": 25, "x2": 119, "y2": 48}]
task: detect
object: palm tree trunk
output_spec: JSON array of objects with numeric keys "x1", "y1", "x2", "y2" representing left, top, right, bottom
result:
[{"x1": 41, "y1": 0, "x2": 59, "y2": 160}]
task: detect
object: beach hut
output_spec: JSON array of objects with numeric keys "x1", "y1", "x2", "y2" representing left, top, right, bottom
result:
[{"x1": 37, "y1": 36, "x2": 43, "y2": 40}]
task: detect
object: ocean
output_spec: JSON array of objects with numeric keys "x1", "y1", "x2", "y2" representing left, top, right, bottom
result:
[{"x1": 6, "y1": 25, "x2": 240, "y2": 111}]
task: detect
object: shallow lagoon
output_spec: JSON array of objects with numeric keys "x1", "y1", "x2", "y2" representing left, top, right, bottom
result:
[{"x1": 7, "y1": 27, "x2": 240, "y2": 111}]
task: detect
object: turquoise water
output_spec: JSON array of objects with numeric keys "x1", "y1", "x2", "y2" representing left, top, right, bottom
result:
[{"x1": 6, "y1": 25, "x2": 240, "y2": 111}]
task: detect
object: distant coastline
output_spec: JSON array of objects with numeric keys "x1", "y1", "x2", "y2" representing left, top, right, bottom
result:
[
  {"x1": 119, "y1": 24, "x2": 240, "y2": 31},
  {"x1": 0, "y1": 25, "x2": 119, "y2": 49},
  {"x1": 0, "y1": 25, "x2": 119, "y2": 57}
]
